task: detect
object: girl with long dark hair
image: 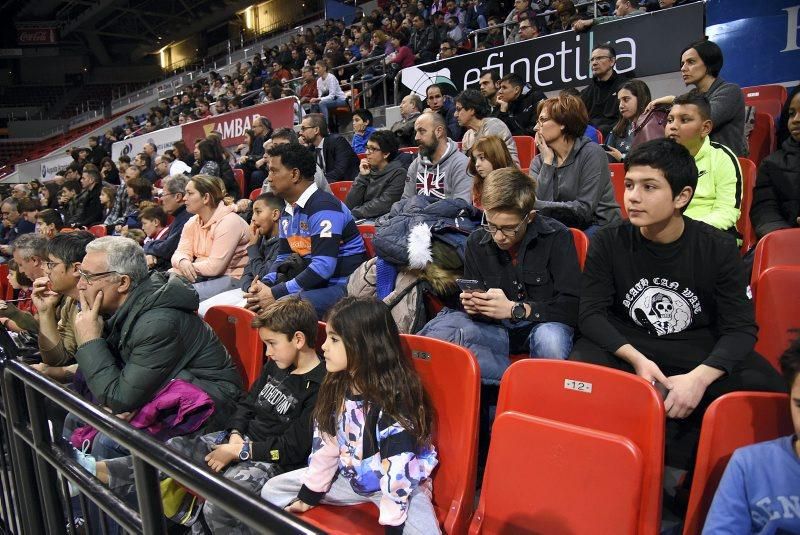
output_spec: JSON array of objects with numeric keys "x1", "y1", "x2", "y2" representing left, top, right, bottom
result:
[
  {"x1": 606, "y1": 79, "x2": 652, "y2": 162},
  {"x1": 261, "y1": 297, "x2": 441, "y2": 533}
]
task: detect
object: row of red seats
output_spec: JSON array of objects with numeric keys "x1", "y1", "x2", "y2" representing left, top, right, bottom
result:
[{"x1": 202, "y1": 305, "x2": 793, "y2": 534}]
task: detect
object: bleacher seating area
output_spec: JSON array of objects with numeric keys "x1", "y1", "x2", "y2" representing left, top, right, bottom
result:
[{"x1": 0, "y1": 1, "x2": 798, "y2": 534}]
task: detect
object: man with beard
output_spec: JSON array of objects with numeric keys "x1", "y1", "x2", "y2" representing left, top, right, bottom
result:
[
  {"x1": 391, "y1": 112, "x2": 471, "y2": 214},
  {"x1": 479, "y1": 70, "x2": 501, "y2": 115}
]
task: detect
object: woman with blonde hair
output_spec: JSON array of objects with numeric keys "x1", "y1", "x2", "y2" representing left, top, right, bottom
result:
[
  {"x1": 171, "y1": 174, "x2": 252, "y2": 300},
  {"x1": 467, "y1": 135, "x2": 517, "y2": 208}
]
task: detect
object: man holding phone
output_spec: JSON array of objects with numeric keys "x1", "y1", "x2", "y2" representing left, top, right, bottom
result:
[{"x1": 422, "y1": 167, "x2": 581, "y2": 384}]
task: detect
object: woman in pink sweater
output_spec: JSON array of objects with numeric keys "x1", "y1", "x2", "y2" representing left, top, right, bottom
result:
[{"x1": 171, "y1": 174, "x2": 252, "y2": 300}]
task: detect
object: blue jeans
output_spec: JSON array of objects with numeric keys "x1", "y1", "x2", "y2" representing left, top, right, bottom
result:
[
  {"x1": 521, "y1": 321, "x2": 574, "y2": 359},
  {"x1": 319, "y1": 97, "x2": 348, "y2": 123},
  {"x1": 418, "y1": 308, "x2": 574, "y2": 384},
  {"x1": 283, "y1": 284, "x2": 347, "y2": 318}
]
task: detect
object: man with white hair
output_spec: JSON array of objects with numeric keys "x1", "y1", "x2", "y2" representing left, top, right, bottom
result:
[{"x1": 72, "y1": 236, "x2": 242, "y2": 458}]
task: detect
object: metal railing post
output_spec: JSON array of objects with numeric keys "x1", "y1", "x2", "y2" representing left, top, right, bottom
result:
[
  {"x1": 132, "y1": 455, "x2": 167, "y2": 534},
  {"x1": 2, "y1": 371, "x2": 45, "y2": 535},
  {"x1": 24, "y1": 384, "x2": 66, "y2": 534}
]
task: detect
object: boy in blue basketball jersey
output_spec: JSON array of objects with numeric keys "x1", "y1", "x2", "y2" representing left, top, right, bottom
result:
[{"x1": 245, "y1": 143, "x2": 367, "y2": 317}]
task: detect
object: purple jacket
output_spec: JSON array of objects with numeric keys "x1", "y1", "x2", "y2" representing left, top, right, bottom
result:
[{"x1": 71, "y1": 379, "x2": 215, "y2": 449}]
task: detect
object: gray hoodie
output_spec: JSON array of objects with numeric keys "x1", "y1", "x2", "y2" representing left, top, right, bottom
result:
[
  {"x1": 394, "y1": 139, "x2": 471, "y2": 215},
  {"x1": 530, "y1": 135, "x2": 621, "y2": 228}
]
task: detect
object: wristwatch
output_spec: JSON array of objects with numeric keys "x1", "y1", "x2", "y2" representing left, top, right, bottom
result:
[
  {"x1": 511, "y1": 301, "x2": 527, "y2": 322},
  {"x1": 239, "y1": 441, "x2": 251, "y2": 462}
]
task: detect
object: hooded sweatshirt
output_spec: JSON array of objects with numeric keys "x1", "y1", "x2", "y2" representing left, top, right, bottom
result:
[
  {"x1": 75, "y1": 272, "x2": 242, "y2": 415},
  {"x1": 394, "y1": 139, "x2": 471, "y2": 214},
  {"x1": 686, "y1": 136, "x2": 742, "y2": 233},
  {"x1": 171, "y1": 202, "x2": 252, "y2": 279},
  {"x1": 346, "y1": 158, "x2": 407, "y2": 220},
  {"x1": 530, "y1": 135, "x2": 622, "y2": 229}
]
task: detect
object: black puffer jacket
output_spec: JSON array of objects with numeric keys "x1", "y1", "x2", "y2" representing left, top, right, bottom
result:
[{"x1": 750, "y1": 137, "x2": 800, "y2": 239}]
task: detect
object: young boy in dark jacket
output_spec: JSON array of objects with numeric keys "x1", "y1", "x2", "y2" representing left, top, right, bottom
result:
[
  {"x1": 82, "y1": 297, "x2": 325, "y2": 532},
  {"x1": 198, "y1": 192, "x2": 283, "y2": 316},
  {"x1": 420, "y1": 167, "x2": 581, "y2": 384},
  {"x1": 570, "y1": 139, "x2": 784, "y2": 469}
]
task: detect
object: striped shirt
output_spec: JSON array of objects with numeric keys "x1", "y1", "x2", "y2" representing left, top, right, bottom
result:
[{"x1": 265, "y1": 183, "x2": 366, "y2": 298}]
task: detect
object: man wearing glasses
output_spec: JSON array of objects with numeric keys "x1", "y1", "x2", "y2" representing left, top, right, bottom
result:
[
  {"x1": 30, "y1": 231, "x2": 96, "y2": 381},
  {"x1": 579, "y1": 44, "x2": 629, "y2": 138},
  {"x1": 420, "y1": 167, "x2": 580, "y2": 384},
  {"x1": 71, "y1": 236, "x2": 242, "y2": 458},
  {"x1": 438, "y1": 40, "x2": 457, "y2": 60},
  {"x1": 0, "y1": 198, "x2": 35, "y2": 259},
  {"x1": 144, "y1": 174, "x2": 191, "y2": 270}
]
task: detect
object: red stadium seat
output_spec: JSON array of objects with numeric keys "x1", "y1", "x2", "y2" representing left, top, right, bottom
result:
[
  {"x1": 0, "y1": 264, "x2": 8, "y2": 302},
  {"x1": 357, "y1": 153, "x2": 367, "y2": 160},
  {"x1": 748, "y1": 112, "x2": 776, "y2": 167},
  {"x1": 204, "y1": 306, "x2": 264, "y2": 390},
  {"x1": 749, "y1": 227, "x2": 800, "y2": 296},
  {"x1": 330, "y1": 181, "x2": 352, "y2": 202},
  {"x1": 357, "y1": 224, "x2": 375, "y2": 258},
  {"x1": 470, "y1": 412, "x2": 643, "y2": 535},
  {"x1": 595, "y1": 130, "x2": 604, "y2": 144},
  {"x1": 299, "y1": 334, "x2": 480, "y2": 535},
  {"x1": 753, "y1": 266, "x2": 800, "y2": 371},
  {"x1": 496, "y1": 360, "x2": 665, "y2": 535},
  {"x1": 742, "y1": 84, "x2": 788, "y2": 105},
  {"x1": 512, "y1": 135, "x2": 535, "y2": 167},
  {"x1": 249, "y1": 188, "x2": 262, "y2": 201},
  {"x1": 736, "y1": 157, "x2": 757, "y2": 253},
  {"x1": 609, "y1": 163, "x2": 627, "y2": 218},
  {"x1": 569, "y1": 227, "x2": 589, "y2": 270},
  {"x1": 742, "y1": 84, "x2": 788, "y2": 120},
  {"x1": 683, "y1": 392, "x2": 793, "y2": 535},
  {"x1": 398, "y1": 146, "x2": 419, "y2": 155},
  {"x1": 233, "y1": 168, "x2": 245, "y2": 198},
  {"x1": 88, "y1": 225, "x2": 107, "y2": 238}
]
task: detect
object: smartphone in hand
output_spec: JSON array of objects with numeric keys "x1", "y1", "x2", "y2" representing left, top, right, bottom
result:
[{"x1": 456, "y1": 279, "x2": 488, "y2": 293}]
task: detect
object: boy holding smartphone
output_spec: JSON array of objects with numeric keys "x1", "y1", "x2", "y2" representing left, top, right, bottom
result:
[{"x1": 422, "y1": 167, "x2": 581, "y2": 383}]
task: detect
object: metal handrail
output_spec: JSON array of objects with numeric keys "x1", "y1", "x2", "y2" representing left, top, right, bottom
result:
[
  {"x1": 0, "y1": 358, "x2": 323, "y2": 535},
  {"x1": 465, "y1": 19, "x2": 518, "y2": 48}
]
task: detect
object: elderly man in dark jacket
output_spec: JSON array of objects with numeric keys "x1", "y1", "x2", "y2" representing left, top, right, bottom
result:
[{"x1": 73, "y1": 236, "x2": 242, "y2": 458}]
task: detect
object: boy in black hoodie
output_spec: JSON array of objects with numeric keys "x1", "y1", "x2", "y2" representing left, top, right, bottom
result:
[
  {"x1": 570, "y1": 139, "x2": 784, "y2": 470},
  {"x1": 83, "y1": 297, "x2": 325, "y2": 531}
]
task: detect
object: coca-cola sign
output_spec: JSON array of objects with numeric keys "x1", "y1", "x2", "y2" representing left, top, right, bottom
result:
[{"x1": 17, "y1": 28, "x2": 57, "y2": 46}]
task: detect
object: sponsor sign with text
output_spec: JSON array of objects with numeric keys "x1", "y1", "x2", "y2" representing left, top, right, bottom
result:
[
  {"x1": 181, "y1": 97, "x2": 295, "y2": 148},
  {"x1": 111, "y1": 125, "x2": 183, "y2": 161},
  {"x1": 401, "y1": 2, "x2": 704, "y2": 95}
]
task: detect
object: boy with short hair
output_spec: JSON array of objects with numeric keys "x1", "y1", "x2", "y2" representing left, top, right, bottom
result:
[
  {"x1": 420, "y1": 167, "x2": 581, "y2": 384},
  {"x1": 198, "y1": 192, "x2": 283, "y2": 316},
  {"x1": 666, "y1": 92, "x2": 743, "y2": 235},
  {"x1": 571, "y1": 138, "x2": 784, "y2": 469},
  {"x1": 703, "y1": 337, "x2": 800, "y2": 534},
  {"x1": 85, "y1": 297, "x2": 325, "y2": 531}
]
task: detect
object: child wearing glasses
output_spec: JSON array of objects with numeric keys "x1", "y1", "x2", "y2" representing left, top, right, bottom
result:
[{"x1": 419, "y1": 166, "x2": 581, "y2": 384}]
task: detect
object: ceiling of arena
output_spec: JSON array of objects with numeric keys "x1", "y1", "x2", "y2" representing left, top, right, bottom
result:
[{"x1": 3, "y1": 0, "x2": 257, "y2": 64}]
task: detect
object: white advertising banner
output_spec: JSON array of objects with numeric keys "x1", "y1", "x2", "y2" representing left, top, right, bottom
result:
[
  {"x1": 111, "y1": 125, "x2": 183, "y2": 161},
  {"x1": 13, "y1": 152, "x2": 75, "y2": 183}
]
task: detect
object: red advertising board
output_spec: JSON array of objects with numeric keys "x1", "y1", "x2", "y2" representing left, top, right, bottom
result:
[
  {"x1": 181, "y1": 97, "x2": 295, "y2": 149},
  {"x1": 16, "y1": 28, "x2": 58, "y2": 46}
]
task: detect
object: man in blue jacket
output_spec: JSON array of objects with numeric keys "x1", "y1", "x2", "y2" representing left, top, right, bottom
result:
[{"x1": 144, "y1": 175, "x2": 192, "y2": 270}]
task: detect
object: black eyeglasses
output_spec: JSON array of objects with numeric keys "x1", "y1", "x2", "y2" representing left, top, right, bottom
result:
[
  {"x1": 44, "y1": 261, "x2": 67, "y2": 270},
  {"x1": 481, "y1": 212, "x2": 529, "y2": 238},
  {"x1": 77, "y1": 268, "x2": 119, "y2": 285}
]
